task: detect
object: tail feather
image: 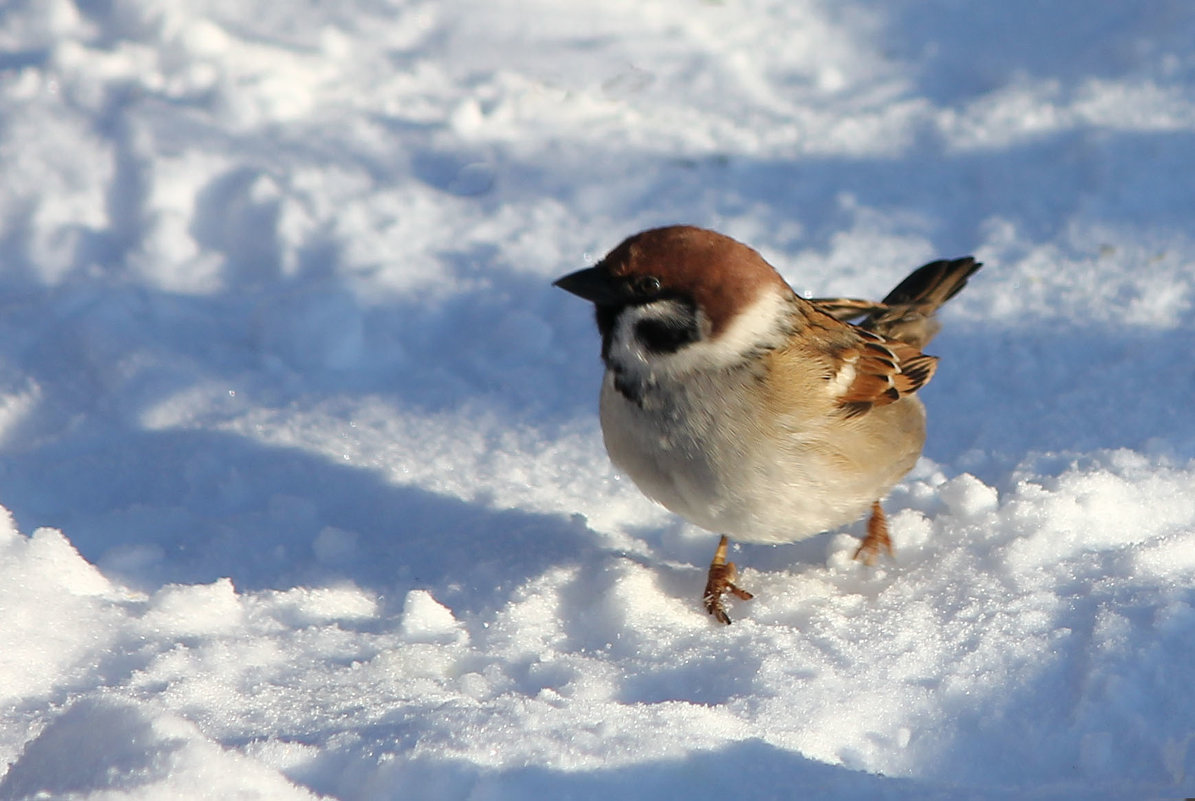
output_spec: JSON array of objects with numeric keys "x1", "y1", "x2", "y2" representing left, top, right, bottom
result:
[
  {"x1": 808, "y1": 257, "x2": 981, "y2": 348},
  {"x1": 881, "y1": 257, "x2": 981, "y2": 310},
  {"x1": 862, "y1": 256, "x2": 980, "y2": 348}
]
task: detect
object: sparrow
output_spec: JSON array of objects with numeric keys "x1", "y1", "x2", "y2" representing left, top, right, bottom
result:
[{"x1": 555, "y1": 225, "x2": 980, "y2": 624}]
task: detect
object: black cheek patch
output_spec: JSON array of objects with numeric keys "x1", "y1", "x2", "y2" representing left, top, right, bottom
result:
[{"x1": 635, "y1": 313, "x2": 700, "y2": 354}]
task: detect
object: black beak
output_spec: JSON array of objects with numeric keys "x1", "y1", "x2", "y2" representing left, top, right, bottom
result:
[{"x1": 553, "y1": 266, "x2": 622, "y2": 306}]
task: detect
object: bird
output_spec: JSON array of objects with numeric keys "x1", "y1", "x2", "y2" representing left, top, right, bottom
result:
[{"x1": 554, "y1": 225, "x2": 980, "y2": 624}]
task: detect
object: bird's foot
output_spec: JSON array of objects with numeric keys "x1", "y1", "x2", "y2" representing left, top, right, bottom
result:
[
  {"x1": 852, "y1": 500, "x2": 894, "y2": 566},
  {"x1": 703, "y1": 535, "x2": 754, "y2": 624}
]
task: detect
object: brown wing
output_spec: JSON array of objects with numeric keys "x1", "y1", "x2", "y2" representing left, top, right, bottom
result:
[
  {"x1": 770, "y1": 298, "x2": 941, "y2": 420},
  {"x1": 806, "y1": 297, "x2": 887, "y2": 322},
  {"x1": 807, "y1": 257, "x2": 977, "y2": 414},
  {"x1": 833, "y1": 328, "x2": 938, "y2": 419}
]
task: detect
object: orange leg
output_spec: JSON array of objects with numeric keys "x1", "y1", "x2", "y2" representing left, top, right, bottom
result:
[
  {"x1": 703, "y1": 535, "x2": 754, "y2": 624},
  {"x1": 853, "y1": 500, "x2": 894, "y2": 565}
]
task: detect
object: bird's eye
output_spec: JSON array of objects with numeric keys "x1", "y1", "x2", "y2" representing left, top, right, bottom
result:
[{"x1": 635, "y1": 275, "x2": 662, "y2": 296}]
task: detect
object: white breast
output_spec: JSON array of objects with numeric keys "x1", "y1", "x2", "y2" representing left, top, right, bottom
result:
[{"x1": 601, "y1": 374, "x2": 924, "y2": 542}]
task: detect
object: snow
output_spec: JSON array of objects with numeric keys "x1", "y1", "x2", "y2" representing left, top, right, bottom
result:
[{"x1": 2, "y1": 0, "x2": 1195, "y2": 798}]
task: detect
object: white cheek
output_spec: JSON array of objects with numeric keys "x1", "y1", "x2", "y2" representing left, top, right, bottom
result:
[
  {"x1": 696, "y1": 289, "x2": 791, "y2": 367},
  {"x1": 607, "y1": 289, "x2": 792, "y2": 381},
  {"x1": 610, "y1": 307, "x2": 650, "y2": 363}
]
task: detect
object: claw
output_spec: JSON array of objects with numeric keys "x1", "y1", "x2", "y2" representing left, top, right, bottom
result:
[{"x1": 703, "y1": 535, "x2": 754, "y2": 624}]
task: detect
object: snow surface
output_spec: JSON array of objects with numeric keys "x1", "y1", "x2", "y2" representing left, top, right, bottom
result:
[{"x1": 2, "y1": 1, "x2": 1195, "y2": 798}]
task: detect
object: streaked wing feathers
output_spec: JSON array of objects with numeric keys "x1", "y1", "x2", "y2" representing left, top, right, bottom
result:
[{"x1": 834, "y1": 329, "x2": 938, "y2": 419}]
